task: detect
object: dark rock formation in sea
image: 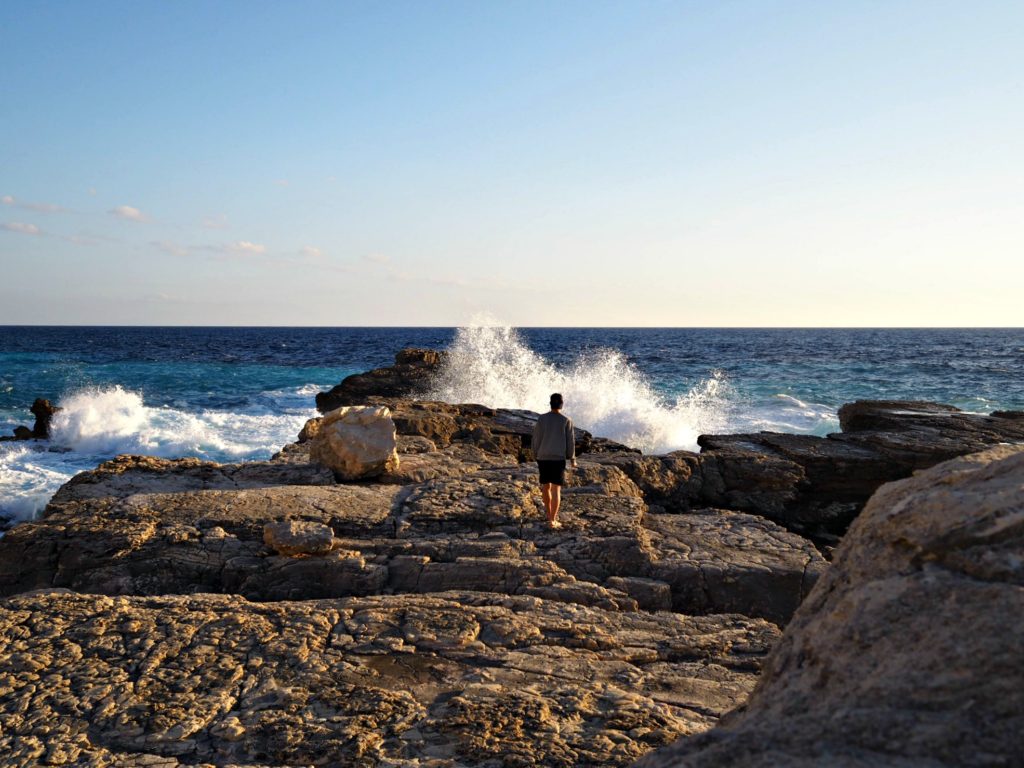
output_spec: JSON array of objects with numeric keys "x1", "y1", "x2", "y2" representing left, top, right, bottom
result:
[
  {"x1": 315, "y1": 348, "x2": 447, "y2": 412},
  {"x1": 635, "y1": 444, "x2": 1024, "y2": 768},
  {"x1": 0, "y1": 397, "x2": 61, "y2": 441},
  {"x1": 30, "y1": 397, "x2": 60, "y2": 438}
]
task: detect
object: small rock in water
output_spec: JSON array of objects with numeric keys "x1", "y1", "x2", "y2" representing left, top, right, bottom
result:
[{"x1": 263, "y1": 520, "x2": 336, "y2": 556}]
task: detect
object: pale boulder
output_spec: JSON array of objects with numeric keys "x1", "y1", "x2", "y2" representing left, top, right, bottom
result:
[{"x1": 310, "y1": 405, "x2": 400, "y2": 480}]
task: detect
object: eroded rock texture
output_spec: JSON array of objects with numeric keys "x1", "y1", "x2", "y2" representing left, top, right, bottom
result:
[
  {"x1": 636, "y1": 444, "x2": 1024, "y2": 768},
  {"x1": 0, "y1": 457, "x2": 823, "y2": 624},
  {"x1": 0, "y1": 591, "x2": 779, "y2": 767}
]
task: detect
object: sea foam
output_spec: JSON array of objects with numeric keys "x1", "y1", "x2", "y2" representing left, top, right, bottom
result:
[
  {"x1": 1, "y1": 384, "x2": 318, "y2": 526},
  {"x1": 427, "y1": 323, "x2": 731, "y2": 454}
]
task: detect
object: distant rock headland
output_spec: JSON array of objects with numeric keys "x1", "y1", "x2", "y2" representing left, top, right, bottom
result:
[{"x1": 0, "y1": 348, "x2": 1021, "y2": 766}]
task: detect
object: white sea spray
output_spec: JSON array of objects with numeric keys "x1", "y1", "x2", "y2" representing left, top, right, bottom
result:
[
  {"x1": 427, "y1": 323, "x2": 733, "y2": 454},
  {"x1": 0, "y1": 384, "x2": 320, "y2": 525}
]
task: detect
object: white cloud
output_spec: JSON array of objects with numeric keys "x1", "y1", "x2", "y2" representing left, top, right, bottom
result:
[
  {"x1": 227, "y1": 240, "x2": 266, "y2": 255},
  {"x1": 2, "y1": 195, "x2": 65, "y2": 213},
  {"x1": 273, "y1": 179, "x2": 290, "y2": 187},
  {"x1": 109, "y1": 205, "x2": 148, "y2": 222},
  {"x1": 301, "y1": 245, "x2": 323, "y2": 259},
  {"x1": 364, "y1": 253, "x2": 391, "y2": 265},
  {"x1": 2, "y1": 222, "x2": 41, "y2": 235},
  {"x1": 88, "y1": 187, "x2": 98, "y2": 196}
]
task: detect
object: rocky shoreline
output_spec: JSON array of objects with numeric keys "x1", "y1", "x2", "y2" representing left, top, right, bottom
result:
[{"x1": 0, "y1": 348, "x2": 1021, "y2": 766}]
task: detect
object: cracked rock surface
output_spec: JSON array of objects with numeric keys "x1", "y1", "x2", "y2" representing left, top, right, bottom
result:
[
  {"x1": 0, "y1": 590, "x2": 778, "y2": 767},
  {"x1": 636, "y1": 444, "x2": 1024, "y2": 768}
]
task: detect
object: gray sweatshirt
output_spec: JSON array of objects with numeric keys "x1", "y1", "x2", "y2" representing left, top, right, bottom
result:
[{"x1": 532, "y1": 411, "x2": 575, "y2": 461}]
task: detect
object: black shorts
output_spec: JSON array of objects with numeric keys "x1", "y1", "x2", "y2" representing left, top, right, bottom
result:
[{"x1": 537, "y1": 460, "x2": 567, "y2": 486}]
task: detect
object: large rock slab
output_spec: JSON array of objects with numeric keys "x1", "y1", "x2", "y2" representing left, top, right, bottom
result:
[
  {"x1": 637, "y1": 444, "x2": 1024, "y2": 767},
  {"x1": 0, "y1": 590, "x2": 780, "y2": 767},
  {"x1": 50, "y1": 454, "x2": 335, "y2": 504}
]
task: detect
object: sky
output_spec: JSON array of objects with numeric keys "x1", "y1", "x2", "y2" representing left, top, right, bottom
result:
[{"x1": 1, "y1": 0, "x2": 1022, "y2": 326}]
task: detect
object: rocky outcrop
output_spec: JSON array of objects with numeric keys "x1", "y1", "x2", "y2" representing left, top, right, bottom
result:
[
  {"x1": 691, "y1": 402, "x2": 1024, "y2": 542},
  {"x1": 8, "y1": 346, "x2": 1019, "y2": 767},
  {"x1": 0, "y1": 590, "x2": 778, "y2": 768},
  {"x1": 310, "y1": 405, "x2": 400, "y2": 480},
  {"x1": 0, "y1": 456, "x2": 824, "y2": 623},
  {"x1": 315, "y1": 348, "x2": 447, "y2": 412},
  {"x1": 636, "y1": 444, "x2": 1024, "y2": 768},
  {"x1": 581, "y1": 400, "x2": 1024, "y2": 545}
]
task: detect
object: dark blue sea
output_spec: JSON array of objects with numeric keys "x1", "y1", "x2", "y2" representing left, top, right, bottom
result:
[{"x1": 2, "y1": 325, "x2": 1022, "y2": 523}]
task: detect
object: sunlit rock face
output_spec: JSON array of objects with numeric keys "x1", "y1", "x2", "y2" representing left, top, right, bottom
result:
[
  {"x1": 636, "y1": 445, "x2": 1024, "y2": 768},
  {"x1": 310, "y1": 405, "x2": 400, "y2": 480}
]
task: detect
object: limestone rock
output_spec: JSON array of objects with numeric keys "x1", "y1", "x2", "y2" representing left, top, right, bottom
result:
[
  {"x1": 315, "y1": 348, "x2": 447, "y2": 412},
  {"x1": 660, "y1": 401, "x2": 1024, "y2": 544},
  {"x1": 263, "y1": 519, "x2": 336, "y2": 556},
  {"x1": 0, "y1": 484, "x2": 402, "y2": 598},
  {"x1": 310, "y1": 405, "x2": 400, "y2": 480},
  {"x1": 49, "y1": 453, "x2": 334, "y2": 504},
  {"x1": 0, "y1": 590, "x2": 779, "y2": 767},
  {"x1": 0, "y1": 459, "x2": 822, "y2": 622},
  {"x1": 636, "y1": 445, "x2": 1024, "y2": 768}
]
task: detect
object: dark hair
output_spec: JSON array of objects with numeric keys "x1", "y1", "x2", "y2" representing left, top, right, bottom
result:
[{"x1": 550, "y1": 393, "x2": 564, "y2": 408}]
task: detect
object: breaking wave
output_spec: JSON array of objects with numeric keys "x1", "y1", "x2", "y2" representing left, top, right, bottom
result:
[
  {"x1": 427, "y1": 323, "x2": 732, "y2": 454},
  {"x1": 1, "y1": 384, "x2": 318, "y2": 526}
]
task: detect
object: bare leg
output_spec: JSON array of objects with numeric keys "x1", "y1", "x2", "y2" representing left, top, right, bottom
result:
[
  {"x1": 551, "y1": 484, "x2": 561, "y2": 520},
  {"x1": 541, "y1": 483, "x2": 553, "y2": 520}
]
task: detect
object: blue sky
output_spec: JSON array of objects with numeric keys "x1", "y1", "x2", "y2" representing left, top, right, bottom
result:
[{"x1": 2, "y1": 1, "x2": 1022, "y2": 326}]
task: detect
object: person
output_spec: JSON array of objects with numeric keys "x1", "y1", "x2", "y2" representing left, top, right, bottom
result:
[{"x1": 532, "y1": 392, "x2": 576, "y2": 529}]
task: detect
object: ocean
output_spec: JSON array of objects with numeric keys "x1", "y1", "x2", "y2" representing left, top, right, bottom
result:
[{"x1": 2, "y1": 325, "x2": 1022, "y2": 525}]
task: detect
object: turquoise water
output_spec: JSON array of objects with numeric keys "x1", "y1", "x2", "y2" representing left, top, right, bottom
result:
[{"x1": 1, "y1": 325, "x2": 1022, "y2": 523}]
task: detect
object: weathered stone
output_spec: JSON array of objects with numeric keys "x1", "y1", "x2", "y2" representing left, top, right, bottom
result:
[
  {"x1": 50, "y1": 454, "x2": 334, "y2": 504},
  {"x1": 637, "y1": 445, "x2": 1024, "y2": 768},
  {"x1": 0, "y1": 457, "x2": 822, "y2": 623},
  {"x1": 0, "y1": 484, "x2": 403, "y2": 598},
  {"x1": 315, "y1": 348, "x2": 448, "y2": 412},
  {"x1": 263, "y1": 519, "x2": 336, "y2": 556},
  {"x1": 309, "y1": 405, "x2": 400, "y2": 480},
  {"x1": 0, "y1": 590, "x2": 779, "y2": 767}
]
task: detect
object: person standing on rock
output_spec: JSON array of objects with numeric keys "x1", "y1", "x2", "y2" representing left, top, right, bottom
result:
[{"x1": 532, "y1": 393, "x2": 577, "y2": 530}]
